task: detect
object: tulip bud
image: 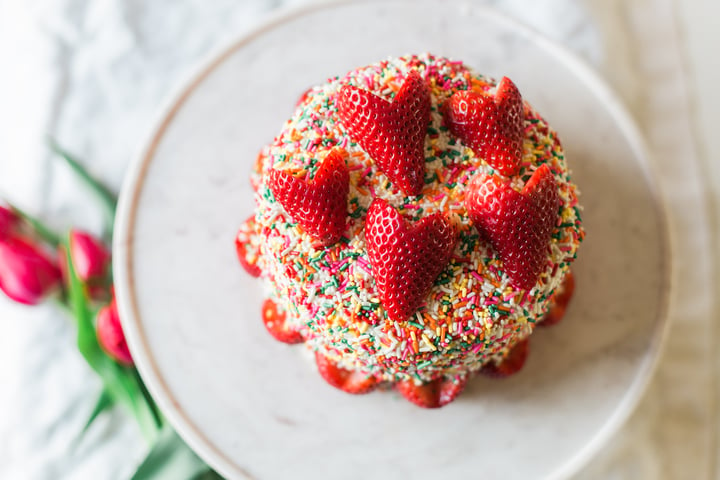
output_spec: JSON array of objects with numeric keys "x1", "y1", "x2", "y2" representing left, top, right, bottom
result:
[
  {"x1": 69, "y1": 229, "x2": 110, "y2": 283},
  {"x1": 0, "y1": 236, "x2": 61, "y2": 305},
  {"x1": 97, "y1": 297, "x2": 133, "y2": 366},
  {"x1": 0, "y1": 206, "x2": 19, "y2": 239}
]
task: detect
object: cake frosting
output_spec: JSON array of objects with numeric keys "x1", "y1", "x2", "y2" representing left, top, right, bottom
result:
[{"x1": 236, "y1": 53, "x2": 584, "y2": 404}]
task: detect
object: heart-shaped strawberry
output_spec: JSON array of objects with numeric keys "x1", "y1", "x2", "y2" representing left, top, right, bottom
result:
[
  {"x1": 365, "y1": 198, "x2": 457, "y2": 323},
  {"x1": 396, "y1": 375, "x2": 468, "y2": 408},
  {"x1": 268, "y1": 148, "x2": 349, "y2": 246},
  {"x1": 465, "y1": 164, "x2": 559, "y2": 290},
  {"x1": 443, "y1": 76, "x2": 524, "y2": 176},
  {"x1": 337, "y1": 71, "x2": 430, "y2": 196}
]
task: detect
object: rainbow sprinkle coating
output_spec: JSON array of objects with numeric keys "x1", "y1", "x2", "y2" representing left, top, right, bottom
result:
[{"x1": 238, "y1": 54, "x2": 584, "y2": 384}]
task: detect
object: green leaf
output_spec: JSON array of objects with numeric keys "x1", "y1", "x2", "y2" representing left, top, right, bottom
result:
[
  {"x1": 131, "y1": 426, "x2": 221, "y2": 480},
  {"x1": 48, "y1": 139, "x2": 118, "y2": 238},
  {"x1": 69, "y1": 387, "x2": 116, "y2": 453},
  {"x1": 63, "y1": 233, "x2": 162, "y2": 443},
  {"x1": 80, "y1": 387, "x2": 114, "y2": 435},
  {"x1": 191, "y1": 471, "x2": 225, "y2": 480},
  {"x1": 7, "y1": 203, "x2": 60, "y2": 247}
]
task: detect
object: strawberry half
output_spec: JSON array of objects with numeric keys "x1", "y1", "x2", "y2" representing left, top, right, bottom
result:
[
  {"x1": 268, "y1": 148, "x2": 349, "y2": 246},
  {"x1": 235, "y1": 216, "x2": 261, "y2": 277},
  {"x1": 443, "y1": 77, "x2": 524, "y2": 176},
  {"x1": 465, "y1": 164, "x2": 559, "y2": 290},
  {"x1": 295, "y1": 86, "x2": 314, "y2": 108},
  {"x1": 337, "y1": 70, "x2": 430, "y2": 196},
  {"x1": 396, "y1": 375, "x2": 468, "y2": 408},
  {"x1": 251, "y1": 150, "x2": 266, "y2": 192},
  {"x1": 315, "y1": 352, "x2": 378, "y2": 394},
  {"x1": 539, "y1": 270, "x2": 575, "y2": 327},
  {"x1": 261, "y1": 298, "x2": 303, "y2": 344},
  {"x1": 365, "y1": 198, "x2": 457, "y2": 323},
  {"x1": 481, "y1": 338, "x2": 529, "y2": 378}
]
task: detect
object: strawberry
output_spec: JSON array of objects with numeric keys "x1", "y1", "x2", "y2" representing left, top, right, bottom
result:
[
  {"x1": 365, "y1": 198, "x2": 457, "y2": 323},
  {"x1": 261, "y1": 298, "x2": 303, "y2": 344},
  {"x1": 481, "y1": 338, "x2": 529, "y2": 378},
  {"x1": 396, "y1": 375, "x2": 467, "y2": 408},
  {"x1": 539, "y1": 270, "x2": 575, "y2": 327},
  {"x1": 442, "y1": 76, "x2": 524, "y2": 176},
  {"x1": 268, "y1": 148, "x2": 349, "y2": 246},
  {"x1": 337, "y1": 70, "x2": 430, "y2": 196},
  {"x1": 235, "y1": 216, "x2": 261, "y2": 277},
  {"x1": 251, "y1": 150, "x2": 266, "y2": 192},
  {"x1": 295, "y1": 86, "x2": 314, "y2": 108},
  {"x1": 315, "y1": 352, "x2": 378, "y2": 394},
  {"x1": 465, "y1": 164, "x2": 559, "y2": 290}
]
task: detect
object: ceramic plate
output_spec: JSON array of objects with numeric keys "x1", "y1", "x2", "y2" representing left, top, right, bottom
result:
[{"x1": 114, "y1": 2, "x2": 670, "y2": 479}]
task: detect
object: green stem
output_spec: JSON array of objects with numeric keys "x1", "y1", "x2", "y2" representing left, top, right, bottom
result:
[
  {"x1": 136, "y1": 369, "x2": 165, "y2": 430},
  {"x1": 48, "y1": 139, "x2": 118, "y2": 238},
  {"x1": 63, "y1": 233, "x2": 161, "y2": 444},
  {"x1": 131, "y1": 426, "x2": 218, "y2": 480},
  {"x1": 8, "y1": 203, "x2": 60, "y2": 247},
  {"x1": 80, "y1": 388, "x2": 115, "y2": 435}
]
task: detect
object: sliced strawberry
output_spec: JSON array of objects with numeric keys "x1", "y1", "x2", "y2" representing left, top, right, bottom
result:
[
  {"x1": 261, "y1": 298, "x2": 303, "y2": 344},
  {"x1": 295, "y1": 86, "x2": 314, "y2": 108},
  {"x1": 337, "y1": 70, "x2": 430, "y2": 196},
  {"x1": 396, "y1": 375, "x2": 467, "y2": 408},
  {"x1": 539, "y1": 270, "x2": 575, "y2": 327},
  {"x1": 481, "y1": 338, "x2": 529, "y2": 378},
  {"x1": 235, "y1": 216, "x2": 261, "y2": 277},
  {"x1": 268, "y1": 148, "x2": 349, "y2": 246},
  {"x1": 365, "y1": 198, "x2": 457, "y2": 323},
  {"x1": 251, "y1": 150, "x2": 266, "y2": 192},
  {"x1": 465, "y1": 164, "x2": 559, "y2": 290},
  {"x1": 315, "y1": 352, "x2": 378, "y2": 395},
  {"x1": 443, "y1": 77, "x2": 524, "y2": 176}
]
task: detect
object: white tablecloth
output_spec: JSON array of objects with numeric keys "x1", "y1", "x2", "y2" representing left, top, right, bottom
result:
[{"x1": 0, "y1": 0, "x2": 714, "y2": 478}]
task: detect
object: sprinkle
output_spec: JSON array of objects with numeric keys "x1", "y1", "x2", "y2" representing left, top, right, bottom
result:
[{"x1": 410, "y1": 331, "x2": 419, "y2": 354}]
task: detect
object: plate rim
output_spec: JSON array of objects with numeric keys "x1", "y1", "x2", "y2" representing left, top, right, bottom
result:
[{"x1": 113, "y1": 1, "x2": 672, "y2": 478}]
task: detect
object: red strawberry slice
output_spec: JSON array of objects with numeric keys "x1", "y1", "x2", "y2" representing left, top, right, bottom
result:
[
  {"x1": 539, "y1": 270, "x2": 575, "y2": 327},
  {"x1": 465, "y1": 164, "x2": 559, "y2": 290},
  {"x1": 337, "y1": 70, "x2": 430, "y2": 196},
  {"x1": 315, "y1": 352, "x2": 378, "y2": 394},
  {"x1": 268, "y1": 148, "x2": 349, "y2": 246},
  {"x1": 235, "y1": 216, "x2": 261, "y2": 277},
  {"x1": 365, "y1": 198, "x2": 457, "y2": 323},
  {"x1": 443, "y1": 76, "x2": 524, "y2": 176},
  {"x1": 295, "y1": 86, "x2": 314, "y2": 108},
  {"x1": 481, "y1": 338, "x2": 529, "y2": 378},
  {"x1": 396, "y1": 375, "x2": 467, "y2": 408},
  {"x1": 261, "y1": 298, "x2": 303, "y2": 344},
  {"x1": 251, "y1": 150, "x2": 267, "y2": 192}
]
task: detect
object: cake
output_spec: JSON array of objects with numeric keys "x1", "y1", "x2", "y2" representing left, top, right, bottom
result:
[{"x1": 235, "y1": 53, "x2": 583, "y2": 408}]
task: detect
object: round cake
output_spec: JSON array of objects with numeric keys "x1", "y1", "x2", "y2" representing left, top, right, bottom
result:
[{"x1": 236, "y1": 53, "x2": 584, "y2": 408}]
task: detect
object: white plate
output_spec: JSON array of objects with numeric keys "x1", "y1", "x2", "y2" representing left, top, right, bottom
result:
[{"x1": 114, "y1": 2, "x2": 670, "y2": 479}]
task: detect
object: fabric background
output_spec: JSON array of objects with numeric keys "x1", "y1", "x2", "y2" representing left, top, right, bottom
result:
[{"x1": 0, "y1": 0, "x2": 715, "y2": 478}]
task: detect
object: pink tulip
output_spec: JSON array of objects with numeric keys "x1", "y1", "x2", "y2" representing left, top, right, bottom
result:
[
  {"x1": 69, "y1": 229, "x2": 110, "y2": 283},
  {"x1": 0, "y1": 206, "x2": 19, "y2": 239},
  {"x1": 0, "y1": 236, "x2": 61, "y2": 305},
  {"x1": 97, "y1": 297, "x2": 133, "y2": 366}
]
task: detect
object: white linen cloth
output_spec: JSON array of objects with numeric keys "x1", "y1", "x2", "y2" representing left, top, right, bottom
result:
[{"x1": 0, "y1": 0, "x2": 713, "y2": 478}]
